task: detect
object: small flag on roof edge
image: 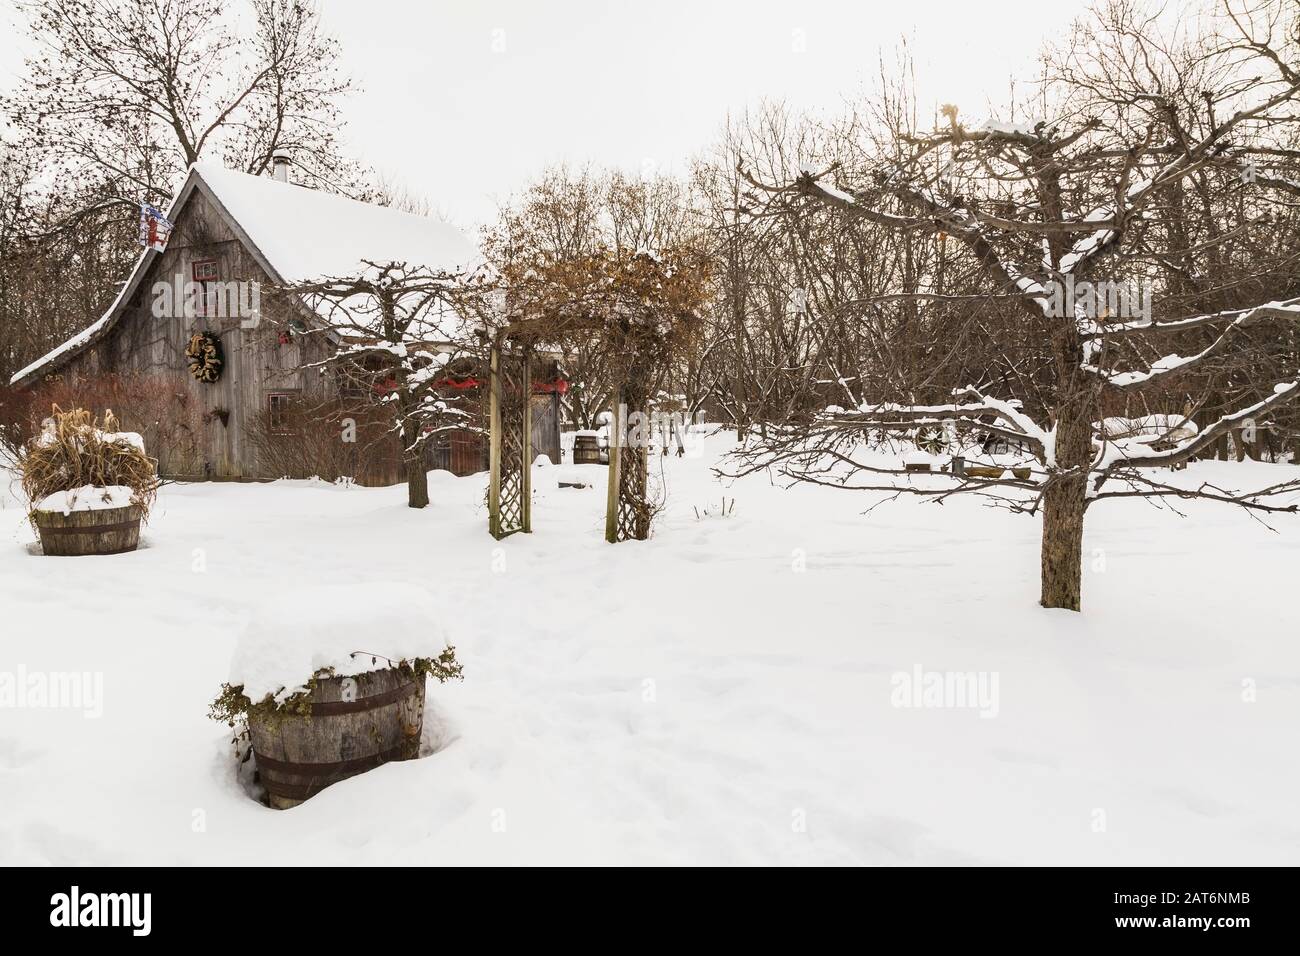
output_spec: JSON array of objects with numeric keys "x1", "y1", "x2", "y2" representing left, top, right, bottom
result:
[{"x1": 139, "y1": 202, "x2": 174, "y2": 252}]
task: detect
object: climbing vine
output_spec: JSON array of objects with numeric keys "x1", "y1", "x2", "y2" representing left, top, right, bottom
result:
[{"x1": 208, "y1": 648, "x2": 463, "y2": 729}]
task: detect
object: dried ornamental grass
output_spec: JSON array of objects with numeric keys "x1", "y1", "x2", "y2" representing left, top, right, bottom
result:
[{"x1": 18, "y1": 406, "x2": 158, "y2": 521}]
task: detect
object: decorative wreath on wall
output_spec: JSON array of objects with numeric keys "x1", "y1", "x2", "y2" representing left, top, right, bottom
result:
[{"x1": 185, "y1": 331, "x2": 223, "y2": 383}]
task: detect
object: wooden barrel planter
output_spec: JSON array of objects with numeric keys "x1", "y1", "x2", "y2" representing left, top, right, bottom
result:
[
  {"x1": 249, "y1": 668, "x2": 426, "y2": 810},
  {"x1": 33, "y1": 504, "x2": 142, "y2": 556},
  {"x1": 572, "y1": 433, "x2": 605, "y2": 465}
]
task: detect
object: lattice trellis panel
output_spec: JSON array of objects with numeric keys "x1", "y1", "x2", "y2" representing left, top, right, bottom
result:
[
  {"x1": 488, "y1": 344, "x2": 531, "y2": 539},
  {"x1": 604, "y1": 383, "x2": 652, "y2": 543},
  {"x1": 616, "y1": 442, "x2": 650, "y2": 540}
]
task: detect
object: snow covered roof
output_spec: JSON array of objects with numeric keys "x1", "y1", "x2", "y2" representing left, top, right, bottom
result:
[
  {"x1": 193, "y1": 163, "x2": 478, "y2": 283},
  {"x1": 10, "y1": 163, "x2": 479, "y2": 386},
  {"x1": 11, "y1": 311, "x2": 118, "y2": 386}
]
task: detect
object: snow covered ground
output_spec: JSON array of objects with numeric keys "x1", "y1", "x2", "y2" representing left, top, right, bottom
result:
[{"x1": 1, "y1": 432, "x2": 1298, "y2": 865}]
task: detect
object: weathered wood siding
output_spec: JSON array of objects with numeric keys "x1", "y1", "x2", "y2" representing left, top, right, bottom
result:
[
  {"x1": 45, "y1": 188, "x2": 334, "y2": 480},
  {"x1": 36, "y1": 185, "x2": 562, "y2": 486}
]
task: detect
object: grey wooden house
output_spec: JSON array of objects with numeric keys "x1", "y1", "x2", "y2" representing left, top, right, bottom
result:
[{"x1": 10, "y1": 157, "x2": 562, "y2": 482}]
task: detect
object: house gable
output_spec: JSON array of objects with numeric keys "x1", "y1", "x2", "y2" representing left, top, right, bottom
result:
[
  {"x1": 15, "y1": 180, "x2": 335, "y2": 478},
  {"x1": 9, "y1": 162, "x2": 482, "y2": 481}
]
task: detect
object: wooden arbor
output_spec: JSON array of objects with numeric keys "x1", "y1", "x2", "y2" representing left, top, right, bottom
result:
[
  {"x1": 487, "y1": 337, "x2": 532, "y2": 539},
  {"x1": 486, "y1": 342, "x2": 652, "y2": 542},
  {"x1": 485, "y1": 330, "x2": 656, "y2": 543},
  {"x1": 485, "y1": 248, "x2": 708, "y2": 543}
]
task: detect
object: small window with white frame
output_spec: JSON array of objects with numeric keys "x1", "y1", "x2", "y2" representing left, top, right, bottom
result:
[
  {"x1": 192, "y1": 259, "x2": 219, "y2": 315},
  {"x1": 266, "y1": 391, "x2": 297, "y2": 434}
]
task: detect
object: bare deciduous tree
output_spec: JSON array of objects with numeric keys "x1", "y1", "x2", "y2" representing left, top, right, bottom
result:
[
  {"x1": 290, "y1": 261, "x2": 481, "y2": 509},
  {"x1": 732, "y1": 0, "x2": 1300, "y2": 611},
  {"x1": 1, "y1": 0, "x2": 368, "y2": 381}
]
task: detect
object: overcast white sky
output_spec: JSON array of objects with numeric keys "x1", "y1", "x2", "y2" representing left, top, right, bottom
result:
[{"x1": 1, "y1": 0, "x2": 1096, "y2": 228}]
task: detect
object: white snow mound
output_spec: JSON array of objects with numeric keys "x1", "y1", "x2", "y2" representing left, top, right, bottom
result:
[
  {"x1": 229, "y1": 581, "x2": 453, "y2": 703},
  {"x1": 35, "y1": 484, "x2": 137, "y2": 514}
]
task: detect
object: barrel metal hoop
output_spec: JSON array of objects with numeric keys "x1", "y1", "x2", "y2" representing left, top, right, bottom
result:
[
  {"x1": 306, "y1": 681, "x2": 421, "y2": 716},
  {"x1": 257, "y1": 744, "x2": 408, "y2": 798},
  {"x1": 38, "y1": 520, "x2": 141, "y2": 535}
]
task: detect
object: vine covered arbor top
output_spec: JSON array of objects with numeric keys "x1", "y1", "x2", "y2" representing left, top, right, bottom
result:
[{"x1": 477, "y1": 247, "x2": 710, "y2": 543}]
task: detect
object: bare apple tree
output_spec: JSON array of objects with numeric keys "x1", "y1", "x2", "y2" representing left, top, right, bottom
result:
[
  {"x1": 733, "y1": 0, "x2": 1300, "y2": 611},
  {"x1": 290, "y1": 261, "x2": 482, "y2": 509}
]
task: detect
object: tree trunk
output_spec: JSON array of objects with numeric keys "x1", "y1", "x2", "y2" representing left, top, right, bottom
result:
[
  {"x1": 1040, "y1": 333, "x2": 1095, "y2": 612},
  {"x1": 1231, "y1": 427, "x2": 1247, "y2": 461},
  {"x1": 1246, "y1": 429, "x2": 1264, "y2": 461},
  {"x1": 407, "y1": 457, "x2": 429, "y2": 509},
  {"x1": 397, "y1": 390, "x2": 428, "y2": 509},
  {"x1": 1039, "y1": 470, "x2": 1086, "y2": 611}
]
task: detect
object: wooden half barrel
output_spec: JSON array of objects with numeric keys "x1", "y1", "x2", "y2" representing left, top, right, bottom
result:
[
  {"x1": 249, "y1": 668, "x2": 426, "y2": 810},
  {"x1": 572, "y1": 433, "x2": 606, "y2": 465},
  {"x1": 33, "y1": 504, "x2": 142, "y2": 556}
]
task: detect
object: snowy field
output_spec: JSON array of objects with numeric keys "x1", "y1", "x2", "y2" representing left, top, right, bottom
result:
[{"x1": 1, "y1": 431, "x2": 1298, "y2": 866}]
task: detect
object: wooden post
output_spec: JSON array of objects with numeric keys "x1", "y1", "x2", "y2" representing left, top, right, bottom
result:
[
  {"x1": 488, "y1": 339, "x2": 503, "y2": 538},
  {"x1": 604, "y1": 386, "x2": 622, "y2": 543},
  {"x1": 521, "y1": 346, "x2": 532, "y2": 534}
]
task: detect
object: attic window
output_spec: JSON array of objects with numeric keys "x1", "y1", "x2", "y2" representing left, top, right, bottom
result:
[
  {"x1": 192, "y1": 259, "x2": 219, "y2": 316},
  {"x1": 192, "y1": 259, "x2": 219, "y2": 282}
]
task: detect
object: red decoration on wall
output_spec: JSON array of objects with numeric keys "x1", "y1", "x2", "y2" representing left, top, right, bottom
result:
[{"x1": 422, "y1": 376, "x2": 568, "y2": 393}]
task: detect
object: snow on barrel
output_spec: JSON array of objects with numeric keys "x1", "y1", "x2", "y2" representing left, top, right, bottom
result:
[{"x1": 224, "y1": 582, "x2": 462, "y2": 810}]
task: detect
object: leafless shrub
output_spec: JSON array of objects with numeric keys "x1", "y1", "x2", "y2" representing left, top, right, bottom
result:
[{"x1": 244, "y1": 398, "x2": 399, "y2": 484}]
